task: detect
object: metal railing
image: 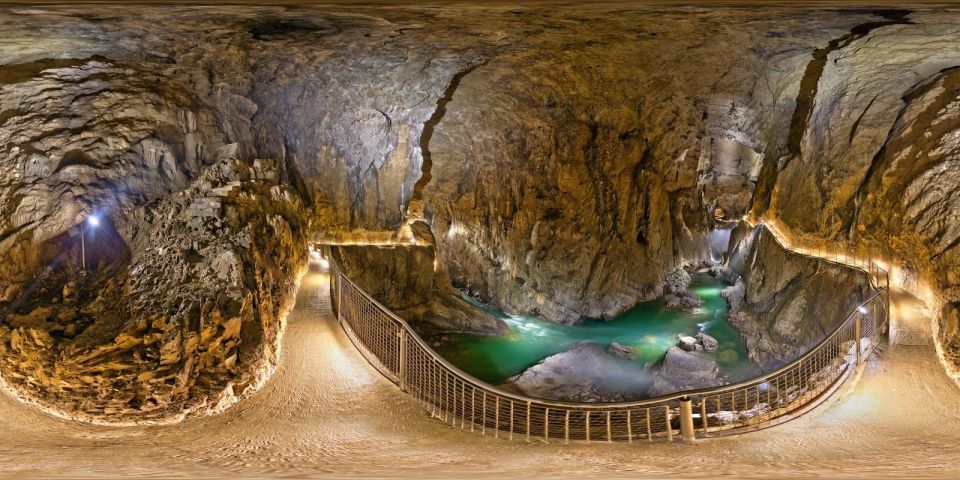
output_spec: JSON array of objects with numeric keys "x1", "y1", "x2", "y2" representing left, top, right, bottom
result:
[{"x1": 331, "y1": 224, "x2": 889, "y2": 442}]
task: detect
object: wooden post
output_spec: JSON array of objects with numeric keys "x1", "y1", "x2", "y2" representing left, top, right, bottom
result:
[
  {"x1": 494, "y1": 397, "x2": 500, "y2": 439},
  {"x1": 679, "y1": 397, "x2": 695, "y2": 443},
  {"x1": 585, "y1": 411, "x2": 591, "y2": 443},
  {"x1": 398, "y1": 331, "x2": 407, "y2": 392},
  {"x1": 482, "y1": 392, "x2": 487, "y2": 435},
  {"x1": 855, "y1": 311, "x2": 862, "y2": 366},
  {"x1": 526, "y1": 402, "x2": 531, "y2": 442},
  {"x1": 544, "y1": 408, "x2": 550, "y2": 442},
  {"x1": 606, "y1": 411, "x2": 612, "y2": 443},
  {"x1": 665, "y1": 406, "x2": 673, "y2": 442},
  {"x1": 336, "y1": 273, "x2": 343, "y2": 323},
  {"x1": 700, "y1": 400, "x2": 709, "y2": 435}
]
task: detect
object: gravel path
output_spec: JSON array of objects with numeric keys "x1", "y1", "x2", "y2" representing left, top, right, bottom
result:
[{"x1": 1, "y1": 262, "x2": 958, "y2": 478}]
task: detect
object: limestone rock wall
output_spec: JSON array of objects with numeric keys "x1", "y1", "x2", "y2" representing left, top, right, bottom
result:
[
  {"x1": 330, "y1": 243, "x2": 505, "y2": 336},
  {"x1": 755, "y1": 10, "x2": 960, "y2": 376},
  {"x1": 420, "y1": 10, "x2": 871, "y2": 323},
  {"x1": 0, "y1": 156, "x2": 309, "y2": 423},
  {"x1": 5, "y1": 4, "x2": 960, "y2": 420},
  {"x1": 721, "y1": 223, "x2": 872, "y2": 370}
]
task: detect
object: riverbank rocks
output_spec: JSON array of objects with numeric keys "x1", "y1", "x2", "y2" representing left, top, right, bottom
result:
[
  {"x1": 697, "y1": 332, "x2": 720, "y2": 352},
  {"x1": 647, "y1": 347, "x2": 724, "y2": 397},
  {"x1": 664, "y1": 268, "x2": 692, "y2": 294},
  {"x1": 501, "y1": 343, "x2": 648, "y2": 403},
  {"x1": 665, "y1": 291, "x2": 704, "y2": 311},
  {"x1": 678, "y1": 333, "x2": 719, "y2": 353}
]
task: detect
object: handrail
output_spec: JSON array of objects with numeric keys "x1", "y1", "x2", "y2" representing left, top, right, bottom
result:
[
  {"x1": 331, "y1": 223, "x2": 890, "y2": 441},
  {"x1": 335, "y1": 265, "x2": 885, "y2": 408}
]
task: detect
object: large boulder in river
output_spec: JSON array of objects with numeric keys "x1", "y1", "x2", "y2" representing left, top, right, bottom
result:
[
  {"x1": 664, "y1": 290, "x2": 703, "y2": 311},
  {"x1": 501, "y1": 343, "x2": 649, "y2": 402},
  {"x1": 678, "y1": 335, "x2": 699, "y2": 351},
  {"x1": 647, "y1": 347, "x2": 724, "y2": 397},
  {"x1": 697, "y1": 332, "x2": 719, "y2": 352},
  {"x1": 663, "y1": 268, "x2": 692, "y2": 294}
]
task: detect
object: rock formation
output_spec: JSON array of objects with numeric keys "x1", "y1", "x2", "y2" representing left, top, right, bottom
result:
[
  {"x1": 0, "y1": 154, "x2": 309, "y2": 423},
  {"x1": 647, "y1": 346, "x2": 724, "y2": 398},
  {"x1": 501, "y1": 343, "x2": 649, "y2": 403},
  {"x1": 721, "y1": 223, "x2": 873, "y2": 370},
  {"x1": 330, "y1": 243, "x2": 505, "y2": 337},
  {"x1": 2, "y1": 4, "x2": 960, "y2": 421}
]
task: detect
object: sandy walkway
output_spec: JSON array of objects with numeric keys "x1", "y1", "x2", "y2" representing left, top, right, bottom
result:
[{"x1": 0, "y1": 261, "x2": 958, "y2": 478}]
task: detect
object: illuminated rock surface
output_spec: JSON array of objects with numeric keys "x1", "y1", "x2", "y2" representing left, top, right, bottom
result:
[
  {"x1": 0, "y1": 5, "x2": 958, "y2": 474},
  {"x1": 0, "y1": 265, "x2": 957, "y2": 478}
]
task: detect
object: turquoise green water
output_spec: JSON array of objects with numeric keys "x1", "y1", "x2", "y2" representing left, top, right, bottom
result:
[{"x1": 436, "y1": 273, "x2": 754, "y2": 386}]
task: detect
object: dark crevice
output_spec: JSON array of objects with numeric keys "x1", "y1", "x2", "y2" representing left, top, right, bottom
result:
[
  {"x1": 409, "y1": 59, "x2": 487, "y2": 212},
  {"x1": 848, "y1": 94, "x2": 879, "y2": 145},
  {"x1": 0, "y1": 220, "x2": 34, "y2": 245},
  {"x1": 53, "y1": 149, "x2": 99, "y2": 174},
  {"x1": 750, "y1": 9, "x2": 912, "y2": 217}
]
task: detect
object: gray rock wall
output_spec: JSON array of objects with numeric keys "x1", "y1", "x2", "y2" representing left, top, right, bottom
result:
[
  {"x1": 722, "y1": 224, "x2": 873, "y2": 369},
  {"x1": 3, "y1": 4, "x2": 960, "y2": 420},
  {"x1": 331, "y1": 243, "x2": 505, "y2": 336}
]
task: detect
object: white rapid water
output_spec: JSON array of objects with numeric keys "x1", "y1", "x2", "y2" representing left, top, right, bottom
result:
[{"x1": 0, "y1": 261, "x2": 959, "y2": 478}]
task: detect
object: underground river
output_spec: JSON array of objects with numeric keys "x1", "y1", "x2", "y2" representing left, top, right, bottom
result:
[{"x1": 436, "y1": 272, "x2": 755, "y2": 395}]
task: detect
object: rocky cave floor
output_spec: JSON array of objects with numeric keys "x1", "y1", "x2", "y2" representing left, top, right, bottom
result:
[{"x1": 0, "y1": 262, "x2": 957, "y2": 478}]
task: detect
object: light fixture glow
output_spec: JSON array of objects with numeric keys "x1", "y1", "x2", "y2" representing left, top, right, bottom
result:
[
  {"x1": 87, "y1": 215, "x2": 101, "y2": 227},
  {"x1": 858, "y1": 306, "x2": 868, "y2": 314}
]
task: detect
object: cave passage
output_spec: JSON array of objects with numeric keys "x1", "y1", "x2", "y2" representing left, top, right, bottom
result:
[{"x1": 436, "y1": 273, "x2": 753, "y2": 394}]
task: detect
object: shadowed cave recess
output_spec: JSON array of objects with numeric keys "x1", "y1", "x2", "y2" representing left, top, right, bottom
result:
[{"x1": 1, "y1": 3, "x2": 960, "y2": 427}]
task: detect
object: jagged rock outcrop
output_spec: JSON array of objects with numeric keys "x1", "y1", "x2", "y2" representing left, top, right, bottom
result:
[
  {"x1": 0, "y1": 155, "x2": 309, "y2": 423},
  {"x1": 330, "y1": 243, "x2": 505, "y2": 336},
  {"x1": 721, "y1": 223, "x2": 872, "y2": 370}
]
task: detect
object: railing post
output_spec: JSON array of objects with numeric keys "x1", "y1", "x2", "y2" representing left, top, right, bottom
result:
[
  {"x1": 398, "y1": 330, "x2": 408, "y2": 392},
  {"x1": 855, "y1": 311, "x2": 862, "y2": 366},
  {"x1": 336, "y1": 273, "x2": 343, "y2": 324},
  {"x1": 679, "y1": 397, "x2": 696, "y2": 443},
  {"x1": 700, "y1": 400, "x2": 709, "y2": 435},
  {"x1": 665, "y1": 406, "x2": 673, "y2": 442}
]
